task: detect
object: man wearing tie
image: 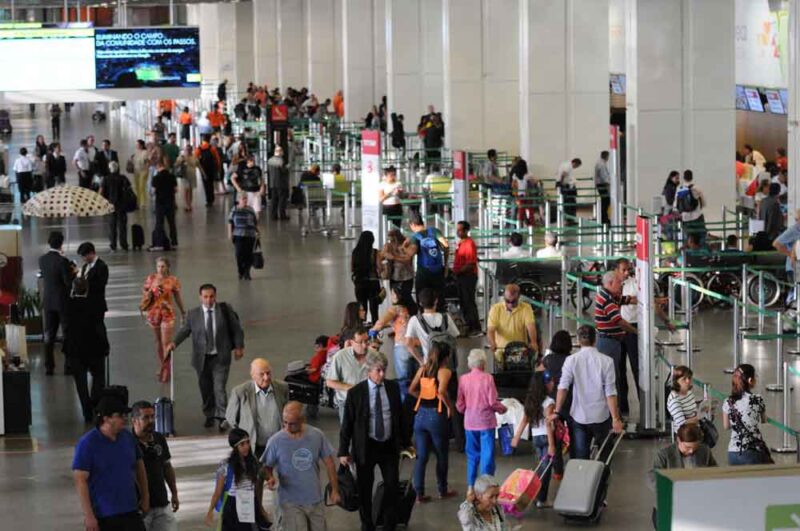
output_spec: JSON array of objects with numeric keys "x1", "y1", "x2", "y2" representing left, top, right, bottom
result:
[
  {"x1": 94, "y1": 139, "x2": 118, "y2": 178},
  {"x1": 39, "y1": 231, "x2": 74, "y2": 375},
  {"x1": 167, "y1": 284, "x2": 244, "y2": 431},
  {"x1": 338, "y1": 351, "x2": 412, "y2": 531}
]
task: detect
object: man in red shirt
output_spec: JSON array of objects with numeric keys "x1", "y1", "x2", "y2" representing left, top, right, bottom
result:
[{"x1": 453, "y1": 221, "x2": 482, "y2": 336}]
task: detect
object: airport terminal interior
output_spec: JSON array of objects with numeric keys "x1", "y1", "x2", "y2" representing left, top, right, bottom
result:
[{"x1": 1, "y1": 0, "x2": 800, "y2": 530}]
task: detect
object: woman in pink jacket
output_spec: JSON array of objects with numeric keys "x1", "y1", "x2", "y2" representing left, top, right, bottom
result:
[{"x1": 457, "y1": 349, "x2": 507, "y2": 493}]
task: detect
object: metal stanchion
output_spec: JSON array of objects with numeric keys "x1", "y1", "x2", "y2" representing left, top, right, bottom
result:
[
  {"x1": 557, "y1": 193, "x2": 564, "y2": 231},
  {"x1": 684, "y1": 288, "x2": 694, "y2": 368},
  {"x1": 725, "y1": 300, "x2": 741, "y2": 374},
  {"x1": 789, "y1": 280, "x2": 800, "y2": 356},
  {"x1": 577, "y1": 218, "x2": 584, "y2": 258},
  {"x1": 560, "y1": 255, "x2": 569, "y2": 331},
  {"x1": 758, "y1": 270, "x2": 765, "y2": 334},
  {"x1": 528, "y1": 224, "x2": 535, "y2": 257},
  {"x1": 767, "y1": 312, "x2": 785, "y2": 392},
  {"x1": 594, "y1": 196, "x2": 602, "y2": 224},
  {"x1": 482, "y1": 267, "x2": 491, "y2": 331},
  {"x1": 720, "y1": 206, "x2": 727, "y2": 246},
  {"x1": 548, "y1": 302, "x2": 556, "y2": 341},
  {"x1": 772, "y1": 360, "x2": 798, "y2": 453},
  {"x1": 668, "y1": 276, "x2": 676, "y2": 322},
  {"x1": 545, "y1": 200, "x2": 551, "y2": 231},
  {"x1": 340, "y1": 193, "x2": 354, "y2": 240},
  {"x1": 737, "y1": 212, "x2": 745, "y2": 251},
  {"x1": 740, "y1": 264, "x2": 753, "y2": 331}
]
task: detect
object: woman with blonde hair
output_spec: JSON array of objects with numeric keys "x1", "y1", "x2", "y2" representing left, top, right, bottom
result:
[{"x1": 141, "y1": 257, "x2": 185, "y2": 382}]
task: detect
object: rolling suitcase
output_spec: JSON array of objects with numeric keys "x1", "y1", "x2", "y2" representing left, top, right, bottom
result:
[
  {"x1": 553, "y1": 431, "x2": 624, "y2": 523},
  {"x1": 498, "y1": 458, "x2": 553, "y2": 517},
  {"x1": 131, "y1": 224, "x2": 145, "y2": 250},
  {"x1": 373, "y1": 451, "x2": 416, "y2": 527},
  {"x1": 155, "y1": 352, "x2": 175, "y2": 436}
]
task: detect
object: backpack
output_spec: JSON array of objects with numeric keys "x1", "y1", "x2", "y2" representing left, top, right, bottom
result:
[
  {"x1": 414, "y1": 374, "x2": 442, "y2": 413},
  {"x1": 415, "y1": 228, "x2": 444, "y2": 273},
  {"x1": 675, "y1": 186, "x2": 699, "y2": 213},
  {"x1": 417, "y1": 313, "x2": 457, "y2": 369}
]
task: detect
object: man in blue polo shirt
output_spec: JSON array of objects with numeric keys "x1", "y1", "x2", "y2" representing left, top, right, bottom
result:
[{"x1": 73, "y1": 394, "x2": 149, "y2": 531}]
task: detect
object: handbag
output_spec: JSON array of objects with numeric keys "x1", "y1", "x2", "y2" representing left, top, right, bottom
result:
[
  {"x1": 252, "y1": 239, "x2": 264, "y2": 270},
  {"x1": 126, "y1": 155, "x2": 135, "y2": 174},
  {"x1": 698, "y1": 417, "x2": 718, "y2": 449},
  {"x1": 121, "y1": 178, "x2": 138, "y2": 213}
]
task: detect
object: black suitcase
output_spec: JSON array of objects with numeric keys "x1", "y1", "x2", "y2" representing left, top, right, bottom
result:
[
  {"x1": 155, "y1": 348, "x2": 175, "y2": 436},
  {"x1": 131, "y1": 224, "x2": 145, "y2": 250},
  {"x1": 373, "y1": 451, "x2": 416, "y2": 527},
  {"x1": 286, "y1": 378, "x2": 320, "y2": 406}
]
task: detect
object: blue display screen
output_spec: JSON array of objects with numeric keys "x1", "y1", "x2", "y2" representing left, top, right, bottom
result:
[{"x1": 94, "y1": 27, "x2": 200, "y2": 89}]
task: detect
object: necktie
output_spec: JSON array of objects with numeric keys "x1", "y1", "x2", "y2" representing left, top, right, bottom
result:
[
  {"x1": 206, "y1": 309, "x2": 214, "y2": 353},
  {"x1": 374, "y1": 384, "x2": 385, "y2": 441}
]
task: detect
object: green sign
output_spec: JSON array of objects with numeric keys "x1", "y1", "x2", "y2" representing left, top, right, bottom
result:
[{"x1": 766, "y1": 504, "x2": 800, "y2": 530}]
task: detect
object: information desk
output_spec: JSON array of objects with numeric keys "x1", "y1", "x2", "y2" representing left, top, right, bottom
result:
[{"x1": 656, "y1": 464, "x2": 800, "y2": 530}]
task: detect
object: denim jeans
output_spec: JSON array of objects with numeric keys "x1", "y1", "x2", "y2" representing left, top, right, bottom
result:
[
  {"x1": 465, "y1": 428, "x2": 496, "y2": 487},
  {"x1": 393, "y1": 344, "x2": 417, "y2": 402},
  {"x1": 572, "y1": 417, "x2": 611, "y2": 460},
  {"x1": 532, "y1": 434, "x2": 553, "y2": 502},
  {"x1": 596, "y1": 335, "x2": 624, "y2": 410},
  {"x1": 413, "y1": 406, "x2": 450, "y2": 496},
  {"x1": 728, "y1": 450, "x2": 763, "y2": 466}
]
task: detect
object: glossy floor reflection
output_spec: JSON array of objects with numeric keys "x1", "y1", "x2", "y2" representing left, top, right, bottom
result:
[{"x1": 1, "y1": 105, "x2": 798, "y2": 530}]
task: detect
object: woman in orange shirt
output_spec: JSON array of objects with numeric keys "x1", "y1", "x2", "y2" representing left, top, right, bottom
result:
[
  {"x1": 141, "y1": 257, "x2": 186, "y2": 382},
  {"x1": 179, "y1": 106, "x2": 193, "y2": 145}
]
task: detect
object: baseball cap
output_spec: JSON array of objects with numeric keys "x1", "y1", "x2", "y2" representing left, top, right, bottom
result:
[{"x1": 94, "y1": 395, "x2": 132, "y2": 418}]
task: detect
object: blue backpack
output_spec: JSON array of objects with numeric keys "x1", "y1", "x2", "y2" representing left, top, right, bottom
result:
[{"x1": 415, "y1": 228, "x2": 444, "y2": 273}]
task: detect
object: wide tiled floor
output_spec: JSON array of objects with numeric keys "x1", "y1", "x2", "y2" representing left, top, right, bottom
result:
[{"x1": 1, "y1": 105, "x2": 798, "y2": 530}]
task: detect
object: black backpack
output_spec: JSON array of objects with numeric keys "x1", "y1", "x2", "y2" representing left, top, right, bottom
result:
[
  {"x1": 326, "y1": 464, "x2": 359, "y2": 512},
  {"x1": 676, "y1": 186, "x2": 699, "y2": 213}
]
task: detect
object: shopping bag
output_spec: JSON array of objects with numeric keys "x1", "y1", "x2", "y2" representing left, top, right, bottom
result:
[
  {"x1": 498, "y1": 423, "x2": 514, "y2": 456},
  {"x1": 252, "y1": 239, "x2": 264, "y2": 269},
  {"x1": 498, "y1": 463, "x2": 548, "y2": 517}
]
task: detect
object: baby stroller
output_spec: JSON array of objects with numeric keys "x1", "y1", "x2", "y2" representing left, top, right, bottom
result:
[{"x1": 443, "y1": 272, "x2": 468, "y2": 335}]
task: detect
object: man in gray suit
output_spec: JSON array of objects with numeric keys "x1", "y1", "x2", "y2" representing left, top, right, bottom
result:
[
  {"x1": 167, "y1": 283, "x2": 244, "y2": 431},
  {"x1": 225, "y1": 358, "x2": 288, "y2": 458}
]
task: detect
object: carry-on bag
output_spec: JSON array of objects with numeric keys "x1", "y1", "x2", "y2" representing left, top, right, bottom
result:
[
  {"x1": 325, "y1": 464, "x2": 360, "y2": 512},
  {"x1": 373, "y1": 450, "x2": 416, "y2": 526},
  {"x1": 553, "y1": 430, "x2": 624, "y2": 523},
  {"x1": 155, "y1": 352, "x2": 175, "y2": 436},
  {"x1": 498, "y1": 457, "x2": 553, "y2": 517},
  {"x1": 131, "y1": 224, "x2": 145, "y2": 250}
]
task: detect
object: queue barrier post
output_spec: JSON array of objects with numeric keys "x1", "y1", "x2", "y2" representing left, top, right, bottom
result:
[
  {"x1": 594, "y1": 195, "x2": 602, "y2": 224},
  {"x1": 725, "y1": 299, "x2": 741, "y2": 374},
  {"x1": 548, "y1": 302, "x2": 557, "y2": 341},
  {"x1": 340, "y1": 192, "x2": 355, "y2": 240},
  {"x1": 685, "y1": 287, "x2": 694, "y2": 368},
  {"x1": 772, "y1": 362, "x2": 798, "y2": 454},
  {"x1": 482, "y1": 266, "x2": 491, "y2": 332},
  {"x1": 738, "y1": 212, "x2": 745, "y2": 251},
  {"x1": 528, "y1": 224, "x2": 535, "y2": 257},
  {"x1": 766, "y1": 311, "x2": 785, "y2": 392},
  {"x1": 577, "y1": 217, "x2": 584, "y2": 259},
  {"x1": 758, "y1": 270, "x2": 765, "y2": 334},
  {"x1": 557, "y1": 193, "x2": 564, "y2": 231},
  {"x1": 740, "y1": 264, "x2": 752, "y2": 331},
  {"x1": 560, "y1": 254, "x2": 569, "y2": 331},
  {"x1": 545, "y1": 200, "x2": 551, "y2": 230},
  {"x1": 668, "y1": 276, "x2": 676, "y2": 322}
]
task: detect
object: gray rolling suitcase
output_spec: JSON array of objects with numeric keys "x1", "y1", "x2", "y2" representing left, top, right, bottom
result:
[{"x1": 553, "y1": 430, "x2": 624, "y2": 523}]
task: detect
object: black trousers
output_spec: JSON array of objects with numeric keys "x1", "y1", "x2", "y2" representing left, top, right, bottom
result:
[
  {"x1": 51, "y1": 118, "x2": 60, "y2": 139},
  {"x1": 17, "y1": 171, "x2": 32, "y2": 202},
  {"x1": 78, "y1": 170, "x2": 92, "y2": 189},
  {"x1": 154, "y1": 203, "x2": 178, "y2": 246},
  {"x1": 270, "y1": 187, "x2": 289, "y2": 219},
  {"x1": 561, "y1": 187, "x2": 577, "y2": 219},
  {"x1": 109, "y1": 211, "x2": 128, "y2": 250},
  {"x1": 455, "y1": 273, "x2": 480, "y2": 331},
  {"x1": 356, "y1": 439, "x2": 400, "y2": 531},
  {"x1": 98, "y1": 511, "x2": 145, "y2": 531},
  {"x1": 233, "y1": 235, "x2": 256, "y2": 277},
  {"x1": 43, "y1": 309, "x2": 68, "y2": 373},
  {"x1": 354, "y1": 279, "x2": 380, "y2": 323},
  {"x1": 415, "y1": 269, "x2": 445, "y2": 311},
  {"x1": 382, "y1": 203, "x2": 403, "y2": 227},
  {"x1": 72, "y1": 356, "x2": 106, "y2": 422},
  {"x1": 597, "y1": 183, "x2": 610, "y2": 225},
  {"x1": 201, "y1": 176, "x2": 215, "y2": 206}
]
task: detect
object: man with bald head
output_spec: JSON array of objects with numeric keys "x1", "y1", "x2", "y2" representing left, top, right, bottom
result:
[
  {"x1": 263, "y1": 401, "x2": 339, "y2": 531},
  {"x1": 225, "y1": 358, "x2": 288, "y2": 458},
  {"x1": 487, "y1": 283, "x2": 538, "y2": 369}
]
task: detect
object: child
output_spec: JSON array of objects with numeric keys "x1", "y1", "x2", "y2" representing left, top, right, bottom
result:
[
  {"x1": 206, "y1": 428, "x2": 272, "y2": 530},
  {"x1": 307, "y1": 335, "x2": 329, "y2": 384},
  {"x1": 510, "y1": 371, "x2": 556, "y2": 508}
]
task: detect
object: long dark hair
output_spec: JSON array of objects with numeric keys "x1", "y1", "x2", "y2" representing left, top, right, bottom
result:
[
  {"x1": 342, "y1": 301, "x2": 364, "y2": 331},
  {"x1": 392, "y1": 285, "x2": 418, "y2": 317},
  {"x1": 549, "y1": 330, "x2": 572, "y2": 356},
  {"x1": 352, "y1": 231, "x2": 375, "y2": 278},
  {"x1": 423, "y1": 342, "x2": 451, "y2": 378},
  {"x1": 523, "y1": 372, "x2": 548, "y2": 427},
  {"x1": 228, "y1": 443, "x2": 259, "y2": 486},
  {"x1": 730, "y1": 363, "x2": 756, "y2": 402}
]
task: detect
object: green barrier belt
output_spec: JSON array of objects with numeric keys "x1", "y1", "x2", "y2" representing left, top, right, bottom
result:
[
  {"x1": 669, "y1": 278, "x2": 735, "y2": 305},
  {"x1": 655, "y1": 353, "x2": 798, "y2": 436},
  {"x1": 560, "y1": 310, "x2": 595, "y2": 327},
  {"x1": 480, "y1": 257, "x2": 564, "y2": 263},
  {"x1": 656, "y1": 322, "x2": 689, "y2": 330},
  {"x1": 653, "y1": 266, "x2": 740, "y2": 273},
  {"x1": 527, "y1": 298, "x2": 560, "y2": 312},
  {"x1": 789, "y1": 366, "x2": 800, "y2": 378},
  {"x1": 741, "y1": 333, "x2": 800, "y2": 340},
  {"x1": 570, "y1": 255, "x2": 635, "y2": 261}
]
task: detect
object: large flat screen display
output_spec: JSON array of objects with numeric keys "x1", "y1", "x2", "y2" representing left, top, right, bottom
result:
[
  {"x1": 735, "y1": 85, "x2": 748, "y2": 110},
  {"x1": 0, "y1": 28, "x2": 95, "y2": 91},
  {"x1": 765, "y1": 89, "x2": 785, "y2": 114},
  {"x1": 744, "y1": 87, "x2": 764, "y2": 112},
  {"x1": 95, "y1": 27, "x2": 200, "y2": 89},
  {"x1": 780, "y1": 89, "x2": 789, "y2": 112}
]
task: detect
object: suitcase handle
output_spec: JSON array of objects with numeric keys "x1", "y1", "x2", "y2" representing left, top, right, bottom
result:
[{"x1": 594, "y1": 429, "x2": 625, "y2": 466}]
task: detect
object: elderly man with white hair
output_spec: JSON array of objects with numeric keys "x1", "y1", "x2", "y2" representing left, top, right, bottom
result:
[
  {"x1": 594, "y1": 270, "x2": 637, "y2": 415},
  {"x1": 456, "y1": 349, "x2": 507, "y2": 493},
  {"x1": 536, "y1": 231, "x2": 562, "y2": 258},
  {"x1": 457, "y1": 474, "x2": 508, "y2": 531}
]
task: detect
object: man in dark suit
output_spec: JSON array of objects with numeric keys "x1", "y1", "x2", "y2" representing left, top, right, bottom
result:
[
  {"x1": 338, "y1": 351, "x2": 413, "y2": 531},
  {"x1": 167, "y1": 283, "x2": 244, "y2": 431},
  {"x1": 99, "y1": 161, "x2": 131, "y2": 251},
  {"x1": 38, "y1": 231, "x2": 74, "y2": 375},
  {"x1": 68, "y1": 242, "x2": 110, "y2": 422},
  {"x1": 94, "y1": 139, "x2": 118, "y2": 178}
]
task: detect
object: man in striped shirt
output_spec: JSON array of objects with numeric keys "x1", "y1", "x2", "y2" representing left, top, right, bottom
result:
[{"x1": 594, "y1": 271, "x2": 637, "y2": 417}]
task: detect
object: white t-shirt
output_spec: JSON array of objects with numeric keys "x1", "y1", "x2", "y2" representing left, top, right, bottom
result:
[
  {"x1": 381, "y1": 181, "x2": 402, "y2": 206},
  {"x1": 530, "y1": 396, "x2": 555, "y2": 437},
  {"x1": 12, "y1": 156, "x2": 33, "y2": 173},
  {"x1": 536, "y1": 246, "x2": 562, "y2": 259},
  {"x1": 621, "y1": 276, "x2": 637, "y2": 323},
  {"x1": 772, "y1": 175, "x2": 788, "y2": 197},
  {"x1": 405, "y1": 312, "x2": 459, "y2": 360},
  {"x1": 501, "y1": 246, "x2": 527, "y2": 259},
  {"x1": 556, "y1": 161, "x2": 574, "y2": 188},
  {"x1": 73, "y1": 148, "x2": 90, "y2": 171}
]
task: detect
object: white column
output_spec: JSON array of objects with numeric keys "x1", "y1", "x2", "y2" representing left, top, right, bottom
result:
[
  {"x1": 386, "y1": 0, "x2": 423, "y2": 124},
  {"x1": 519, "y1": 0, "x2": 609, "y2": 177},
  {"x1": 253, "y1": 0, "x2": 279, "y2": 85},
  {"x1": 306, "y1": 0, "x2": 337, "y2": 100},
  {"x1": 789, "y1": 0, "x2": 800, "y2": 214},
  {"x1": 197, "y1": 4, "x2": 220, "y2": 93},
  {"x1": 216, "y1": 4, "x2": 237, "y2": 94},
  {"x1": 235, "y1": 2, "x2": 255, "y2": 94},
  {"x1": 342, "y1": 0, "x2": 376, "y2": 121},
  {"x1": 442, "y1": 0, "x2": 483, "y2": 150},
  {"x1": 421, "y1": 0, "x2": 444, "y2": 113},
  {"x1": 626, "y1": 0, "x2": 734, "y2": 219},
  {"x1": 373, "y1": 0, "x2": 386, "y2": 102},
  {"x1": 482, "y1": 0, "x2": 518, "y2": 153},
  {"x1": 277, "y1": 0, "x2": 306, "y2": 90}
]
